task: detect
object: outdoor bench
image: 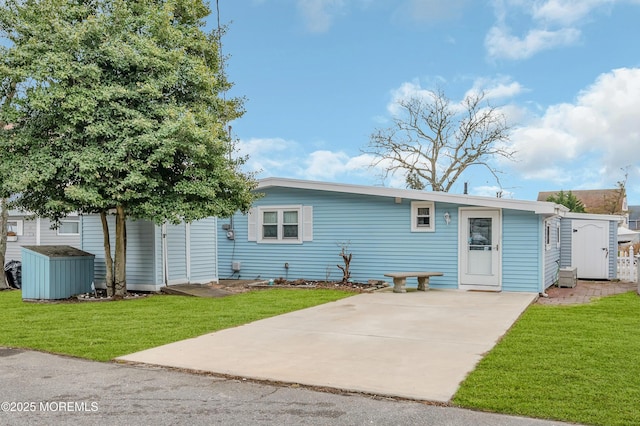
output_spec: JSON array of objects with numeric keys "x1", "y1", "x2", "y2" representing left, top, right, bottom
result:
[{"x1": 384, "y1": 272, "x2": 444, "y2": 293}]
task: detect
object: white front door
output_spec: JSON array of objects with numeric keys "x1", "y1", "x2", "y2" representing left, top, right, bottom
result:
[
  {"x1": 459, "y1": 209, "x2": 502, "y2": 290},
  {"x1": 571, "y1": 219, "x2": 609, "y2": 279}
]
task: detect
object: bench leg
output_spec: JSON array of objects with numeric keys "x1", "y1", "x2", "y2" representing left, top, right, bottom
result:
[
  {"x1": 417, "y1": 277, "x2": 430, "y2": 291},
  {"x1": 392, "y1": 277, "x2": 407, "y2": 293}
]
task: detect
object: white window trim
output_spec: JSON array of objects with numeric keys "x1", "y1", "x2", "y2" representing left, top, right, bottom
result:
[
  {"x1": 544, "y1": 220, "x2": 551, "y2": 251},
  {"x1": 258, "y1": 205, "x2": 303, "y2": 244},
  {"x1": 411, "y1": 201, "x2": 435, "y2": 232},
  {"x1": 556, "y1": 222, "x2": 561, "y2": 249},
  {"x1": 7, "y1": 219, "x2": 23, "y2": 236},
  {"x1": 57, "y1": 219, "x2": 80, "y2": 236}
]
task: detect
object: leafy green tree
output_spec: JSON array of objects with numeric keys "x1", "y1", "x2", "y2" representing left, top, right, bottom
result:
[
  {"x1": 0, "y1": 0, "x2": 256, "y2": 298},
  {"x1": 546, "y1": 190, "x2": 586, "y2": 213}
]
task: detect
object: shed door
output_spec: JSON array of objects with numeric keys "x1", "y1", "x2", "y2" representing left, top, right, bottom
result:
[
  {"x1": 459, "y1": 209, "x2": 501, "y2": 290},
  {"x1": 571, "y1": 220, "x2": 609, "y2": 279}
]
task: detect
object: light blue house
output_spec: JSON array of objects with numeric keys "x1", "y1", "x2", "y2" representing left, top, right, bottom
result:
[
  {"x1": 80, "y1": 215, "x2": 218, "y2": 292},
  {"x1": 218, "y1": 178, "x2": 571, "y2": 293}
]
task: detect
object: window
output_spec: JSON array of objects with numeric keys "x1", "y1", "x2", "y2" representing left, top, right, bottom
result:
[
  {"x1": 411, "y1": 201, "x2": 435, "y2": 232},
  {"x1": 556, "y1": 222, "x2": 561, "y2": 249},
  {"x1": 248, "y1": 205, "x2": 312, "y2": 244},
  {"x1": 261, "y1": 209, "x2": 299, "y2": 240},
  {"x1": 545, "y1": 221, "x2": 551, "y2": 250},
  {"x1": 6, "y1": 219, "x2": 23, "y2": 236},
  {"x1": 58, "y1": 220, "x2": 80, "y2": 235}
]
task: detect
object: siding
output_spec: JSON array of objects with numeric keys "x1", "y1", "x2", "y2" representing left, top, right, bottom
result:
[
  {"x1": 219, "y1": 188, "x2": 544, "y2": 292},
  {"x1": 189, "y1": 218, "x2": 218, "y2": 283},
  {"x1": 166, "y1": 223, "x2": 187, "y2": 283},
  {"x1": 81, "y1": 215, "x2": 157, "y2": 286},
  {"x1": 501, "y1": 210, "x2": 542, "y2": 292},
  {"x1": 559, "y1": 217, "x2": 618, "y2": 280},
  {"x1": 543, "y1": 216, "x2": 561, "y2": 289},
  {"x1": 219, "y1": 188, "x2": 459, "y2": 288},
  {"x1": 5, "y1": 217, "x2": 81, "y2": 263}
]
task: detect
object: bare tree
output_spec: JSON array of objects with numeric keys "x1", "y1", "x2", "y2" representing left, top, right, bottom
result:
[{"x1": 365, "y1": 88, "x2": 515, "y2": 192}]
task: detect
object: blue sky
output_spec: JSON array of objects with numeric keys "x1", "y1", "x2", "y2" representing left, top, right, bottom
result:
[{"x1": 215, "y1": 0, "x2": 640, "y2": 205}]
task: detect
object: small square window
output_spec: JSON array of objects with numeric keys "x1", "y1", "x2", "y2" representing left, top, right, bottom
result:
[
  {"x1": 6, "y1": 220, "x2": 23, "y2": 236},
  {"x1": 411, "y1": 201, "x2": 435, "y2": 232}
]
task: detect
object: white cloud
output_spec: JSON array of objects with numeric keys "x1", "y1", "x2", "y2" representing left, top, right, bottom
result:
[
  {"x1": 485, "y1": 26, "x2": 580, "y2": 60},
  {"x1": 485, "y1": 0, "x2": 634, "y2": 60},
  {"x1": 508, "y1": 67, "x2": 640, "y2": 186}
]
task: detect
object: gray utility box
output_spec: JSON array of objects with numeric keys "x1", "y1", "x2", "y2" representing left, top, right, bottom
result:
[
  {"x1": 21, "y1": 246, "x2": 95, "y2": 300},
  {"x1": 558, "y1": 267, "x2": 577, "y2": 288}
]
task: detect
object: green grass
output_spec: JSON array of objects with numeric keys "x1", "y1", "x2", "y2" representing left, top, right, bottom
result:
[
  {"x1": 453, "y1": 291, "x2": 640, "y2": 426},
  {"x1": 0, "y1": 289, "x2": 353, "y2": 362}
]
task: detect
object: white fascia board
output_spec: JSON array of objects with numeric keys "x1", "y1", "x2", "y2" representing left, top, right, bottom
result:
[
  {"x1": 257, "y1": 177, "x2": 566, "y2": 215},
  {"x1": 564, "y1": 212, "x2": 625, "y2": 222}
]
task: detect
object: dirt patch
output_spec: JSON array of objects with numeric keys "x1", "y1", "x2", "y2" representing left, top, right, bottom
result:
[{"x1": 217, "y1": 278, "x2": 390, "y2": 294}]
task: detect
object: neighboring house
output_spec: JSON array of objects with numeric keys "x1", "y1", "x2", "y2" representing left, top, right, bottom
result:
[
  {"x1": 4, "y1": 210, "x2": 81, "y2": 263},
  {"x1": 537, "y1": 189, "x2": 628, "y2": 219},
  {"x1": 629, "y1": 205, "x2": 640, "y2": 231},
  {"x1": 80, "y1": 215, "x2": 218, "y2": 292},
  {"x1": 218, "y1": 178, "x2": 573, "y2": 293}
]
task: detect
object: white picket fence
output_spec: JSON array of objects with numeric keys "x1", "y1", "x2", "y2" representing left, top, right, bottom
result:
[{"x1": 618, "y1": 246, "x2": 638, "y2": 282}]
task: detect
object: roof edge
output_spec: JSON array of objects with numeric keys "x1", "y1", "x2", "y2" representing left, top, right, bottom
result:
[{"x1": 257, "y1": 177, "x2": 567, "y2": 215}]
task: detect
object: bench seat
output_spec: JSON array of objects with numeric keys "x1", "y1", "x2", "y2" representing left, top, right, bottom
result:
[{"x1": 384, "y1": 272, "x2": 444, "y2": 293}]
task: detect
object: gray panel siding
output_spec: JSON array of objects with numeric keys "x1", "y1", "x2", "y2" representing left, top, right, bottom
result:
[
  {"x1": 39, "y1": 218, "x2": 81, "y2": 247},
  {"x1": 501, "y1": 210, "x2": 542, "y2": 292},
  {"x1": 4, "y1": 217, "x2": 81, "y2": 264},
  {"x1": 81, "y1": 215, "x2": 157, "y2": 286},
  {"x1": 560, "y1": 219, "x2": 573, "y2": 268},
  {"x1": 219, "y1": 188, "x2": 544, "y2": 292},
  {"x1": 189, "y1": 218, "x2": 217, "y2": 283}
]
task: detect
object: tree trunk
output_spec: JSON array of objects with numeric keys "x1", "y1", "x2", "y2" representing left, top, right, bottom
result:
[
  {"x1": 100, "y1": 211, "x2": 114, "y2": 297},
  {"x1": 0, "y1": 198, "x2": 9, "y2": 290},
  {"x1": 113, "y1": 205, "x2": 127, "y2": 299}
]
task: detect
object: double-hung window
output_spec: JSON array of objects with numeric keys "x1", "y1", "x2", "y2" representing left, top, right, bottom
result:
[
  {"x1": 248, "y1": 205, "x2": 312, "y2": 244},
  {"x1": 260, "y1": 207, "x2": 301, "y2": 243}
]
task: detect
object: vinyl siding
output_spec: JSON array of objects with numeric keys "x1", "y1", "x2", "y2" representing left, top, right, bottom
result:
[
  {"x1": 189, "y1": 218, "x2": 218, "y2": 283},
  {"x1": 543, "y1": 216, "x2": 561, "y2": 289},
  {"x1": 501, "y1": 210, "x2": 542, "y2": 292},
  {"x1": 5, "y1": 217, "x2": 81, "y2": 263},
  {"x1": 81, "y1": 215, "x2": 157, "y2": 287},
  {"x1": 219, "y1": 188, "x2": 459, "y2": 287},
  {"x1": 221, "y1": 188, "x2": 551, "y2": 290}
]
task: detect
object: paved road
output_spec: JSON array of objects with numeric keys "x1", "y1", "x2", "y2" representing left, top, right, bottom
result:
[{"x1": 0, "y1": 348, "x2": 572, "y2": 425}]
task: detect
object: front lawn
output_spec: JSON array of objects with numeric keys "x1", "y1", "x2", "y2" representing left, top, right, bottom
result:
[
  {"x1": 453, "y1": 291, "x2": 640, "y2": 426},
  {"x1": 0, "y1": 289, "x2": 353, "y2": 361}
]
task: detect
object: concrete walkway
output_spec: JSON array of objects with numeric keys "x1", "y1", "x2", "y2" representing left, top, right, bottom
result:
[{"x1": 118, "y1": 290, "x2": 537, "y2": 403}]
